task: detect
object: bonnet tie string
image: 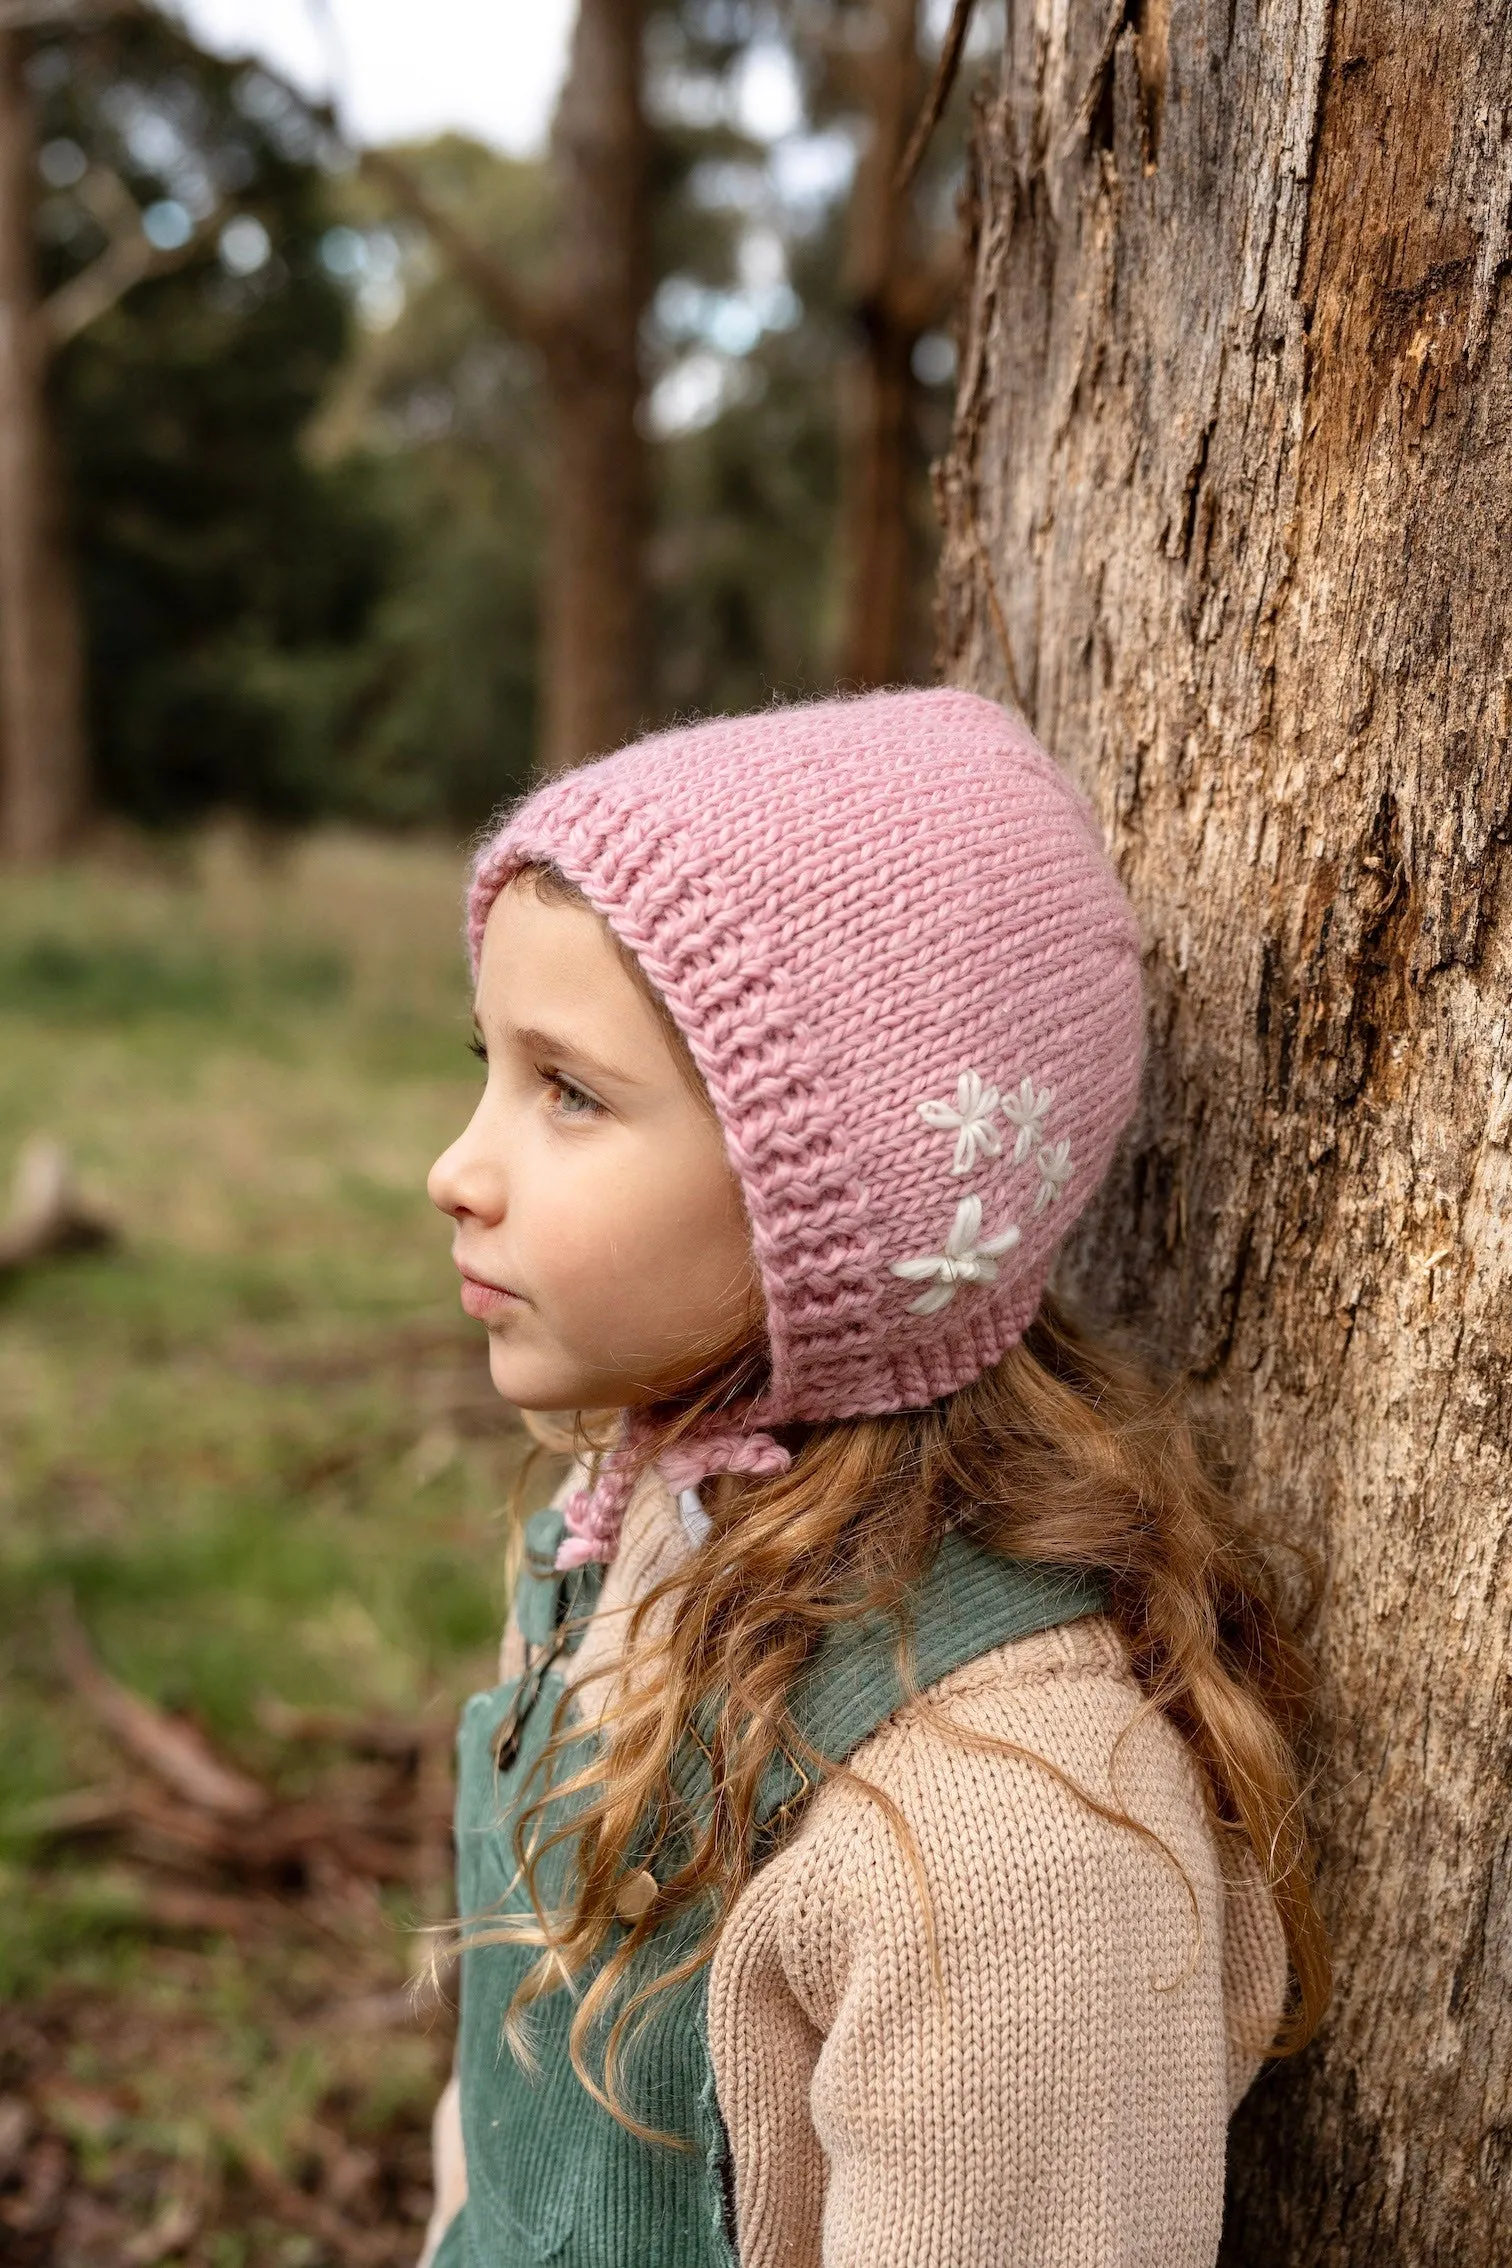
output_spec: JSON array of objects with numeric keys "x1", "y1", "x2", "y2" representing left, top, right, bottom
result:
[{"x1": 554, "y1": 1418, "x2": 792, "y2": 1572}]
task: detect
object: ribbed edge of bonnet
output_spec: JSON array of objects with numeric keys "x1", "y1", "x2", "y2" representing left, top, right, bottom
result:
[{"x1": 469, "y1": 776, "x2": 885, "y2": 1429}]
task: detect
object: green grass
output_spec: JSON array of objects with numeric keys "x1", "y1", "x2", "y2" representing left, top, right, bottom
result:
[{"x1": 0, "y1": 828, "x2": 545, "y2": 2258}]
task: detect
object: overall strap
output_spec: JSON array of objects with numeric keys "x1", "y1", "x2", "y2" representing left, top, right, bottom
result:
[
  {"x1": 488, "y1": 1507, "x2": 604, "y2": 1771},
  {"x1": 787, "y1": 1530, "x2": 1105, "y2": 1764},
  {"x1": 513, "y1": 1504, "x2": 602, "y2": 1650},
  {"x1": 650, "y1": 1524, "x2": 1108, "y2": 1848},
  {"x1": 752, "y1": 1528, "x2": 1107, "y2": 1836},
  {"x1": 513, "y1": 1503, "x2": 1108, "y2": 1847}
]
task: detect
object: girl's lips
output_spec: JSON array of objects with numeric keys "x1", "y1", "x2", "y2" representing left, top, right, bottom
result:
[{"x1": 459, "y1": 1272, "x2": 523, "y2": 1322}]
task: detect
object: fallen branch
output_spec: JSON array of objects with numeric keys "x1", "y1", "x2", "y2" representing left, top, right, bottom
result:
[
  {"x1": 53, "y1": 1595, "x2": 271, "y2": 1820},
  {"x1": 25, "y1": 1762, "x2": 447, "y2": 1893},
  {"x1": 5, "y1": 1783, "x2": 132, "y2": 1839},
  {"x1": 42, "y1": 1600, "x2": 453, "y2": 1923},
  {"x1": 0, "y1": 1138, "x2": 114, "y2": 1275}
]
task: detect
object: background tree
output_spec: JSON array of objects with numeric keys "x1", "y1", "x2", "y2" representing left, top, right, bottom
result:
[
  {"x1": 319, "y1": 99, "x2": 837, "y2": 822},
  {"x1": 643, "y1": 3, "x2": 847, "y2": 715},
  {"x1": 337, "y1": 5, "x2": 870, "y2": 801},
  {"x1": 361, "y1": 0, "x2": 650, "y2": 776},
  {"x1": 790, "y1": 0, "x2": 963, "y2": 686},
  {"x1": 937, "y1": 3, "x2": 1512, "y2": 2261},
  {"x1": 0, "y1": 18, "x2": 88, "y2": 863},
  {"x1": 25, "y1": 9, "x2": 385, "y2": 830},
  {"x1": 646, "y1": 0, "x2": 970, "y2": 700},
  {"x1": 534, "y1": 0, "x2": 648, "y2": 771},
  {"x1": 649, "y1": 213, "x2": 845, "y2": 718},
  {"x1": 3, "y1": 3, "x2": 962, "y2": 839}
]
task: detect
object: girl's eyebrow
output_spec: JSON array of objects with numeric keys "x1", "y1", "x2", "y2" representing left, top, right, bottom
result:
[{"x1": 503, "y1": 1021, "x2": 644, "y2": 1087}]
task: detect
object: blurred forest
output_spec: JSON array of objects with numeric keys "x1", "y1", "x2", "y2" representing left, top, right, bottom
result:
[
  {"x1": 0, "y1": 4, "x2": 990, "y2": 2261},
  {"x1": 0, "y1": 0, "x2": 982, "y2": 857}
]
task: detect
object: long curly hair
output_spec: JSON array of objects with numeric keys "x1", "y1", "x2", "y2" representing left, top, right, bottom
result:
[{"x1": 438, "y1": 866, "x2": 1331, "y2": 2142}]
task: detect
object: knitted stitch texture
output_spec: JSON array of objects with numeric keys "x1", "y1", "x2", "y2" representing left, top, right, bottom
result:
[{"x1": 468, "y1": 688, "x2": 1144, "y2": 1561}]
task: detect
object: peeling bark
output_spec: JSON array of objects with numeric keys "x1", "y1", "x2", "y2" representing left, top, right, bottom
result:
[{"x1": 937, "y1": 3, "x2": 1512, "y2": 2259}]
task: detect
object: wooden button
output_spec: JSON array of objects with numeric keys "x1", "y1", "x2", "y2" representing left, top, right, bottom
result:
[{"x1": 614, "y1": 1868, "x2": 658, "y2": 1923}]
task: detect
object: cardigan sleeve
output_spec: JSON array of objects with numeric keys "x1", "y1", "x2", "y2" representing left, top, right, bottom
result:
[{"x1": 706, "y1": 1618, "x2": 1282, "y2": 2268}]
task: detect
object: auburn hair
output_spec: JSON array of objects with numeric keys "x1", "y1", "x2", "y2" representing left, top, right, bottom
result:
[{"x1": 438, "y1": 864, "x2": 1332, "y2": 2141}]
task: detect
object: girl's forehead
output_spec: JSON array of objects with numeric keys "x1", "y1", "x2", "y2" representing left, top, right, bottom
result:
[
  {"x1": 478, "y1": 878, "x2": 618, "y2": 987},
  {"x1": 479, "y1": 889, "x2": 619, "y2": 1009},
  {"x1": 475, "y1": 886, "x2": 690, "y2": 1092},
  {"x1": 480, "y1": 872, "x2": 714, "y2": 1111}
]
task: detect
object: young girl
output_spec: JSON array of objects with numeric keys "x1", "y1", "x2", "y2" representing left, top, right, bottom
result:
[{"x1": 419, "y1": 688, "x2": 1327, "y2": 2268}]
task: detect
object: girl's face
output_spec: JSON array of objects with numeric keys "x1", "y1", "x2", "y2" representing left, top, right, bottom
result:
[{"x1": 427, "y1": 879, "x2": 761, "y2": 1412}]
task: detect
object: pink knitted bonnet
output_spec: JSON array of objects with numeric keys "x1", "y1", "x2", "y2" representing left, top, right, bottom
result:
[{"x1": 468, "y1": 688, "x2": 1144, "y2": 1570}]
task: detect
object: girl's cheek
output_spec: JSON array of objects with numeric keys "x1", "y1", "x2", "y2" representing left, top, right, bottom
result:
[
  {"x1": 536, "y1": 1177, "x2": 629, "y2": 1296},
  {"x1": 571, "y1": 1204, "x2": 675, "y2": 1330},
  {"x1": 518, "y1": 1129, "x2": 707, "y2": 1302}
]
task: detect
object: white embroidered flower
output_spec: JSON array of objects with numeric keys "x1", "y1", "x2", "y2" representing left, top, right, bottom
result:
[
  {"x1": 889, "y1": 1195, "x2": 1021, "y2": 1317},
  {"x1": 1001, "y1": 1074, "x2": 1054, "y2": 1163},
  {"x1": 916, "y1": 1068, "x2": 1002, "y2": 1176},
  {"x1": 1033, "y1": 1138, "x2": 1073, "y2": 1214}
]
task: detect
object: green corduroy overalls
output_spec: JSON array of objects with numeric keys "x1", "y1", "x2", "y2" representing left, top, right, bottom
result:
[{"x1": 432, "y1": 1504, "x2": 1107, "y2": 2268}]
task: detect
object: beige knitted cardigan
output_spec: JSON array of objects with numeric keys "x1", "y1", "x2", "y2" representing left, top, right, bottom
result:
[{"x1": 421, "y1": 1475, "x2": 1287, "y2": 2267}]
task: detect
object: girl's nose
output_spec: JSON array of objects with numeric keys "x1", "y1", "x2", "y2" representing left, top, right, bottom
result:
[{"x1": 427, "y1": 1118, "x2": 505, "y2": 1225}]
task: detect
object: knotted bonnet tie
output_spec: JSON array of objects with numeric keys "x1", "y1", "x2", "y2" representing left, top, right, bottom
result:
[
  {"x1": 554, "y1": 1415, "x2": 793, "y2": 1573},
  {"x1": 466, "y1": 688, "x2": 1145, "y2": 1573}
]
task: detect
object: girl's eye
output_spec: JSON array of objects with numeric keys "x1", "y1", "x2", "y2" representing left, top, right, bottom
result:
[
  {"x1": 469, "y1": 1036, "x2": 487, "y2": 1063},
  {"x1": 544, "y1": 1070, "x2": 604, "y2": 1121}
]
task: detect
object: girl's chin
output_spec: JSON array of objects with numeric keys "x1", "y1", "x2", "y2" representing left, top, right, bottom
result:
[
  {"x1": 486, "y1": 1342, "x2": 600, "y2": 1412},
  {"x1": 485, "y1": 1347, "x2": 668, "y2": 1418}
]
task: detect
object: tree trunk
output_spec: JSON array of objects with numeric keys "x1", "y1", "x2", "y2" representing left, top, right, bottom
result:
[
  {"x1": 937, "y1": 5, "x2": 1511, "y2": 2263},
  {"x1": 836, "y1": 0, "x2": 952, "y2": 688},
  {"x1": 0, "y1": 27, "x2": 88, "y2": 863},
  {"x1": 539, "y1": 0, "x2": 650, "y2": 774}
]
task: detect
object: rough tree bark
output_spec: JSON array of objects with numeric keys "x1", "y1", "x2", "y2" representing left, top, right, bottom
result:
[
  {"x1": 937, "y1": 3, "x2": 1511, "y2": 2262},
  {"x1": 0, "y1": 25, "x2": 88, "y2": 863}
]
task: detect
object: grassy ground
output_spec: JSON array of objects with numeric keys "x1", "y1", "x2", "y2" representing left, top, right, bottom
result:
[{"x1": 0, "y1": 830, "x2": 544, "y2": 2265}]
